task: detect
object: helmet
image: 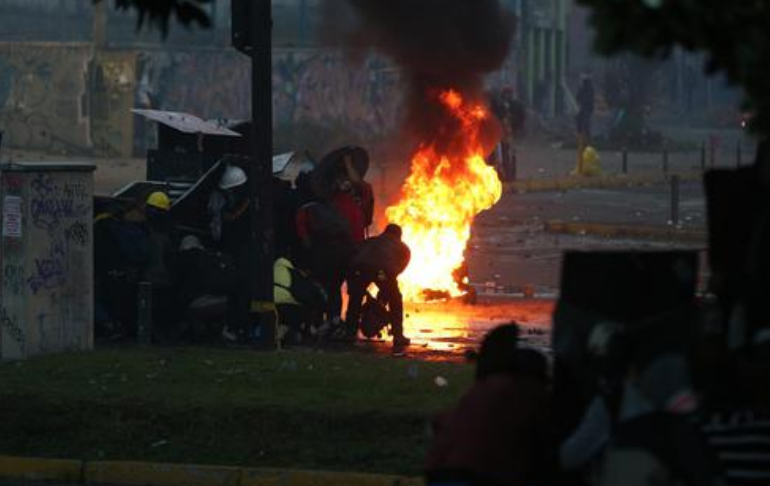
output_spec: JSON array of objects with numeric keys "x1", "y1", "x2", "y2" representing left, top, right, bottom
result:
[
  {"x1": 179, "y1": 235, "x2": 204, "y2": 252},
  {"x1": 219, "y1": 165, "x2": 248, "y2": 190},
  {"x1": 146, "y1": 191, "x2": 171, "y2": 211}
]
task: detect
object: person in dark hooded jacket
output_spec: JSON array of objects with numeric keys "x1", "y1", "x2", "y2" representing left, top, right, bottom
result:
[{"x1": 345, "y1": 224, "x2": 410, "y2": 349}]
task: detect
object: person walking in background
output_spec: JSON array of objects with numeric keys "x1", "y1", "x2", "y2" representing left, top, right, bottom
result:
[
  {"x1": 491, "y1": 86, "x2": 525, "y2": 182},
  {"x1": 576, "y1": 75, "x2": 596, "y2": 141}
]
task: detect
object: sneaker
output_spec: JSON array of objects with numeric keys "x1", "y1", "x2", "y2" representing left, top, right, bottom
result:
[
  {"x1": 313, "y1": 321, "x2": 332, "y2": 337},
  {"x1": 277, "y1": 324, "x2": 290, "y2": 343},
  {"x1": 393, "y1": 335, "x2": 411, "y2": 349},
  {"x1": 221, "y1": 325, "x2": 239, "y2": 344}
]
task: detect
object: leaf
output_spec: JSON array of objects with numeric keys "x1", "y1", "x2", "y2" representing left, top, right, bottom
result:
[{"x1": 94, "y1": 0, "x2": 213, "y2": 37}]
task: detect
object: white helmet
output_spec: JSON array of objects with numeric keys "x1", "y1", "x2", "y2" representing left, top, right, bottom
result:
[
  {"x1": 219, "y1": 165, "x2": 248, "y2": 190},
  {"x1": 179, "y1": 235, "x2": 204, "y2": 252}
]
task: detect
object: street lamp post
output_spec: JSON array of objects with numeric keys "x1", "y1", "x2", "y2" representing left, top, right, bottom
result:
[{"x1": 248, "y1": 0, "x2": 276, "y2": 349}]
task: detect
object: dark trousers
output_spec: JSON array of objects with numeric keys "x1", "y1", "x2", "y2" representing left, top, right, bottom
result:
[
  {"x1": 312, "y1": 247, "x2": 350, "y2": 322},
  {"x1": 576, "y1": 111, "x2": 593, "y2": 139},
  {"x1": 226, "y1": 254, "x2": 250, "y2": 335},
  {"x1": 346, "y1": 267, "x2": 404, "y2": 338},
  {"x1": 95, "y1": 274, "x2": 139, "y2": 338},
  {"x1": 500, "y1": 141, "x2": 516, "y2": 182}
]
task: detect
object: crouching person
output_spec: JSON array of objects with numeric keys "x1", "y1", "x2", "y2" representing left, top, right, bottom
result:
[
  {"x1": 274, "y1": 253, "x2": 328, "y2": 345},
  {"x1": 345, "y1": 224, "x2": 411, "y2": 350}
]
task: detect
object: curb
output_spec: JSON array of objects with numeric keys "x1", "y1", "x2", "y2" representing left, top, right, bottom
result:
[
  {"x1": 544, "y1": 220, "x2": 706, "y2": 242},
  {"x1": 0, "y1": 456, "x2": 422, "y2": 486},
  {"x1": 506, "y1": 170, "x2": 702, "y2": 193},
  {"x1": 0, "y1": 456, "x2": 84, "y2": 483}
]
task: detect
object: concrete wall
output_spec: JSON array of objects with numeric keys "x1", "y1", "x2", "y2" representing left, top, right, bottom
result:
[
  {"x1": 0, "y1": 43, "x2": 94, "y2": 154},
  {"x1": 0, "y1": 43, "x2": 405, "y2": 156},
  {"x1": 0, "y1": 164, "x2": 94, "y2": 360}
]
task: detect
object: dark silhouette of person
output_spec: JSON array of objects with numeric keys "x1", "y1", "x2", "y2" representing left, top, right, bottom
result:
[{"x1": 425, "y1": 324, "x2": 555, "y2": 486}]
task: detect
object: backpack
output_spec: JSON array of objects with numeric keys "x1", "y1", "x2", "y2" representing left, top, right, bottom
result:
[
  {"x1": 307, "y1": 202, "x2": 351, "y2": 240},
  {"x1": 283, "y1": 266, "x2": 328, "y2": 310},
  {"x1": 360, "y1": 292, "x2": 391, "y2": 339},
  {"x1": 189, "y1": 249, "x2": 239, "y2": 295}
]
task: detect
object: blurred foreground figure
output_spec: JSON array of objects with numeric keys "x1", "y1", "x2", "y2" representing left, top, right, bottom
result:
[
  {"x1": 425, "y1": 324, "x2": 554, "y2": 486},
  {"x1": 595, "y1": 352, "x2": 719, "y2": 486}
]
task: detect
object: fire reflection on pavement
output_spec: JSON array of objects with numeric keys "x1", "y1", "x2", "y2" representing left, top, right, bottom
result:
[{"x1": 357, "y1": 299, "x2": 554, "y2": 361}]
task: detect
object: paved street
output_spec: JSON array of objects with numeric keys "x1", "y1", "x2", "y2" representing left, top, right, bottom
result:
[{"x1": 468, "y1": 181, "x2": 707, "y2": 291}]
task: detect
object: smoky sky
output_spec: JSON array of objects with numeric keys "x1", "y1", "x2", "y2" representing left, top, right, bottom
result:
[{"x1": 322, "y1": 0, "x2": 516, "y2": 152}]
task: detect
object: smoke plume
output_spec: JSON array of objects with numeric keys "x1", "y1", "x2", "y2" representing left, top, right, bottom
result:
[{"x1": 322, "y1": 0, "x2": 516, "y2": 152}]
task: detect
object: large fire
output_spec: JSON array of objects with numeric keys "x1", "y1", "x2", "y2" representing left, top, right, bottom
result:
[{"x1": 386, "y1": 89, "x2": 503, "y2": 302}]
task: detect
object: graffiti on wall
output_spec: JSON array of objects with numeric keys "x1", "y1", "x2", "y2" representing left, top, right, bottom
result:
[
  {"x1": 0, "y1": 43, "x2": 92, "y2": 153},
  {"x1": 25, "y1": 173, "x2": 92, "y2": 354},
  {"x1": 141, "y1": 48, "x2": 404, "y2": 141},
  {"x1": 272, "y1": 52, "x2": 403, "y2": 139},
  {"x1": 0, "y1": 43, "x2": 405, "y2": 156}
]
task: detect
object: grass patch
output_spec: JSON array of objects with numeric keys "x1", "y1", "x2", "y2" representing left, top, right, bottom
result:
[{"x1": 0, "y1": 348, "x2": 472, "y2": 475}]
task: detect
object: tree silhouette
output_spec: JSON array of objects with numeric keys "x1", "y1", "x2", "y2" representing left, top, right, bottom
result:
[{"x1": 93, "y1": 0, "x2": 212, "y2": 35}]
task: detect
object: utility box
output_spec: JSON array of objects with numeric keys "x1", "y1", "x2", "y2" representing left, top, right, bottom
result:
[{"x1": 0, "y1": 163, "x2": 95, "y2": 360}]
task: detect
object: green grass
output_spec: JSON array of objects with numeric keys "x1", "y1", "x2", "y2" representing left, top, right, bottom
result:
[{"x1": 0, "y1": 347, "x2": 473, "y2": 475}]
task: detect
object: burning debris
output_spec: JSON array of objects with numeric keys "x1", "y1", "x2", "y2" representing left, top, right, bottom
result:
[
  {"x1": 323, "y1": 0, "x2": 516, "y2": 302},
  {"x1": 386, "y1": 90, "x2": 502, "y2": 301}
]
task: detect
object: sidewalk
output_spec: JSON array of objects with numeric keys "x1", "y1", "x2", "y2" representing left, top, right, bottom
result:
[{"x1": 0, "y1": 456, "x2": 422, "y2": 486}]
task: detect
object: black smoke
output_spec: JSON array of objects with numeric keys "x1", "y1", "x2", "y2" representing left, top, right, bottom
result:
[{"x1": 322, "y1": 0, "x2": 516, "y2": 153}]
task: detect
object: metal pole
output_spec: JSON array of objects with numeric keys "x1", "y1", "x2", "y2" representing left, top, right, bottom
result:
[
  {"x1": 249, "y1": 0, "x2": 276, "y2": 349},
  {"x1": 622, "y1": 148, "x2": 628, "y2": 174},
  {"x1": 700, "y1": 141, "x2": 706, "y2": 171},
  {"x1": 709, "y1": 137, "x2": 716, "y2": 168},
  {"x1": 299, "y1": 0, "x2": 309, "y2": 45},
  {"x1": 670, "y1": 175, "x2": 680, "y2": 226},
  {"x1": 136, "y1": 282, "x2": 153, "y2": 345},
  {"x1": 662, "y1": 148, "x2": 669, "y2": 173},
  {"x1": 93, "y1": 0, "x2": 107, "y2": 48}
]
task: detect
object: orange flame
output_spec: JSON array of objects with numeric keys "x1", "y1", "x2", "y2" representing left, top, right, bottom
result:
[{"x1": 386, "y1": 89, "x2": 502, "y2": 302}]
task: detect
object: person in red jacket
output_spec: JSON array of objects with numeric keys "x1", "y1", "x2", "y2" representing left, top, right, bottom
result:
[
  {"x1": 330, "y1": 153, "x2": 374, "y2": 246},
  {"x1": 425, "y1": 324, "x2": 555, "y2": 486}
]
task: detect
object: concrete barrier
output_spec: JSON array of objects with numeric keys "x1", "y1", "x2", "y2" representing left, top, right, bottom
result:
[
  {"x1": 506, "y1": 170, "x2": 703, "y2": 193},
  {"x1": 545, "y1": 220, "x2": 707, "y2": 242}
]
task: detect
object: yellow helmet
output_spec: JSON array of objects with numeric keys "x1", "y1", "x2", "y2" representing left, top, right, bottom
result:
[{"x1": 146, "y1": 191, "x2": 171, "y2": 211}]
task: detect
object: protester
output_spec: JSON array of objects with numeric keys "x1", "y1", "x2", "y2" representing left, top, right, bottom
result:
[
  {"x1": 296, "y1": 146, "x2": 374, "y2": 333},
  {"x1": 295, "y1": 198, "x2": 355, "y2": 332},
  {"x1": 326, "y1": 147, "x2": 375, "y2": 245},
  {"x1": 273, "y1": 177, "x2": 302, "y2": 257},
  {"x1": 698, "y1": 332, "x2": 770, "y2": 486},
  {"x1": 345, "y1": 224, "x2": 411, "y2": 349},
  {"x1": 490, "y1": 87, "x2": 524, "y2": 182},
  {"x1": 142, "y1": 191, "x2": 179, "y2": 342},
  {"x1": 94, "y1": 199, "x2": 149, "y2": 340},
  {"x1": 595, "y1": 353, "x2": 720, "y2": 486},
  {"x1": 425, "y1": 324, "x2": 555, "y2": 486},
  {"x1": 273, "y1": 252, "x2": 327, "y2": 345},
  {"x1": 208, "y1": 163, "x2": 252, "y2": 344},
  {"x1": 576, "y1": 75, "x2": 596, "y2": 140}
]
